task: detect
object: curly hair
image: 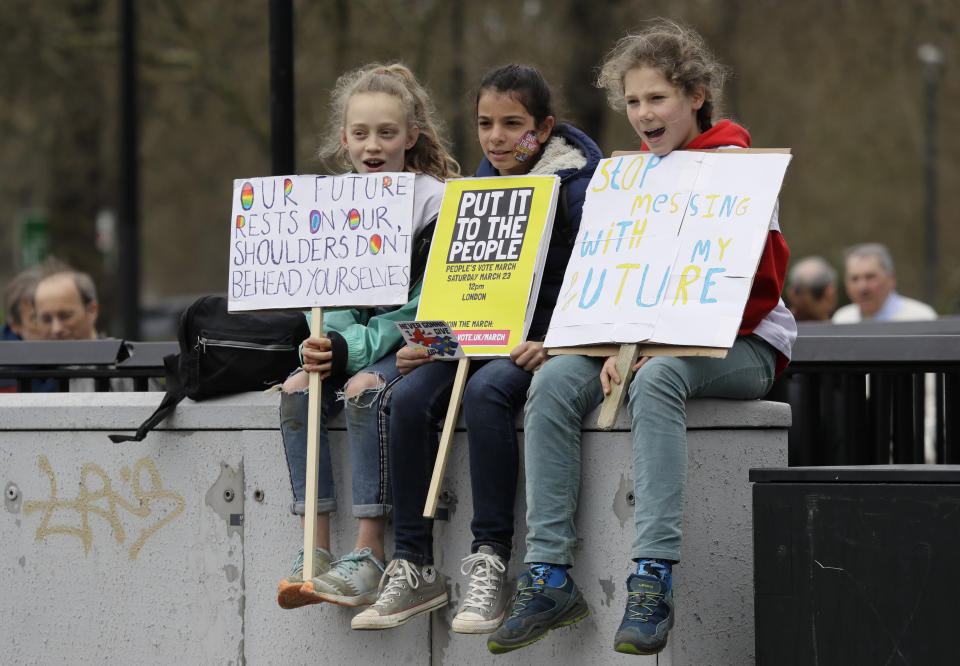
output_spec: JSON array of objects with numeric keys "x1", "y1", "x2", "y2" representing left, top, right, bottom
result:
[
  {"x1": 597, "y1": 19, "x2": 728, "y2": 132},
  {"x1": 321, "y1": 63, "x2": 460, "y2": 179}
]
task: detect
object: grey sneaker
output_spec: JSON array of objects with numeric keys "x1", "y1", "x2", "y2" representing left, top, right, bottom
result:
[
  {"x1": 277, "y1": 546, "x2": 333, "y2": 609},
  {"x1": 452, "y1": 546, "x2": 509, "y2": 634},
  {"x1": 303, "y1": 547, "x2": 385, "y2": 607},
  {"x1": 351, "y1": 558, "x2": 448, "y2": 630}
]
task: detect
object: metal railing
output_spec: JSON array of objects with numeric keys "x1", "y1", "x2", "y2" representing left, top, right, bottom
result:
[
  {"x1": 3, "y1": 319, "x2": 959, "y2": 467},
  {"x1": 0, "y1": 339, "x2": 176, "y2": 392},
  {"x1": 768, "y1": 317, "x2": 960, "y2": 465}
]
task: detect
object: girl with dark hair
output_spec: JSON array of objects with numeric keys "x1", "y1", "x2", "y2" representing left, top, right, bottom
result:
[{"x1": 352, "y1": 64, "x2": 602, "y2": 633}]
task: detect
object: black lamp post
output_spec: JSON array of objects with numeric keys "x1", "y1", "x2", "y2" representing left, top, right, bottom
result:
[{"x1": 917, "y1": 43, "x2": 943, "y2": 307}]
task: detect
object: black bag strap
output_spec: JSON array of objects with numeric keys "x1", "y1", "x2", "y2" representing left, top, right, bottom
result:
[{"x1": 108, "y1": 354, "x2": 185, "y2": 443}]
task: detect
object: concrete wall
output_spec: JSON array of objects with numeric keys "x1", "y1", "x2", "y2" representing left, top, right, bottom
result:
[{"x1": 0, "y1": 392, "x2": 789, "y2": 665}]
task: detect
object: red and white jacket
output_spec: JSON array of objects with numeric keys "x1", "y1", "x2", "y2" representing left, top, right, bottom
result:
[{"x1": 645, "y1": 120, "x2": 796, "y2": 375}]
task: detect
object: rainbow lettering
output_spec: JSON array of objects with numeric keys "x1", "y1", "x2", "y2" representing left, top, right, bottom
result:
[
  {"x1": 348, "y1": 209, "x2": 361, "y2": 230},
  {"x1": 240, "y1": 182, "x2": 254, "y2": 210},
  {"x1": 236, "y1": 215, "x2": 245, "y2": 229},
  {"x1": 284, "y1": 178, "x2": 293, "y2": 196},
  {"x1": 369, "y1": 234, "x2": 382, "y2": 254},
  {"x1": 382, "y1": 175, "x2": 392, "y2": 188}
]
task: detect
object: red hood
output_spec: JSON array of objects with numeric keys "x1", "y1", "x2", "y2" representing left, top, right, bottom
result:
[{"x1": 641, "y1": 119, "x2": 751, "y2": 151}]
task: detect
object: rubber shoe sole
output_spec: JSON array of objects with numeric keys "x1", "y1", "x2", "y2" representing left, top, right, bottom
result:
[
  {"x1": 277, "y1": 580, "x2": 326, "y2": 610},
  {"x1": 613, "y1": 612, "x2": 674, "y2": 655},
  {"x1": 302, "y1": 581, "x2": 378, "y2": 608},
  {"x1": 351, "y1": 591, "x2": 449, "y2": 630},
  {"x1": 451, "y1": 607, "x2": 507, "y2": 634},
  {"x1": 487, "y1": 594, "x2": 589, "y2": 654}
]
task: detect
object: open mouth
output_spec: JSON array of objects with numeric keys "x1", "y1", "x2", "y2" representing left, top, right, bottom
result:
[
  {"x1": 363, "y1": 159, "x2": 385, "y2": 170},
  {"x1": 644, "y1": 127, "x2": 666, "y2": 140}
]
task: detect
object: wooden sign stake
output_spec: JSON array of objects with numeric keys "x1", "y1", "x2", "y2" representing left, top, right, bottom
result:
[
  {"x1": 597, "y1": 343, "x2": 640, "y2": 430},
  {"x1": 302, "y1": 306, "x2": 324, "y2": 581},
  {"x1": 423, "y1": 357, "x2": 471, "y2": 517}
]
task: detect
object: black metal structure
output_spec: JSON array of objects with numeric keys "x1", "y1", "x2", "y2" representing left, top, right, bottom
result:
[
  {"x1": 117, "y1": 0, "x2": 140, "y2": 340},
  {"x1": 752, "y1": 465, "x2": 960, "y2": 665},
  {"x1": 0, "y1": 340, "x2": 175, "y2": 392},
  {"x1": 269, "y1": 0, "x2": 295, "y2": 175},
  {"x1": 768, "y1": 318, "x2": 960, "y2": 466}
]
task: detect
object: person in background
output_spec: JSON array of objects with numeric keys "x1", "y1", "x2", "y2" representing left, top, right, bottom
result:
[
  {"x1": 34, "y1": 268, "x2": 101, "y2": 340},
  {"x1": 832, "y1": 242, "x2": 938, "y2": 462},
  {"x1": 2, "y1": 268, "x2": 47, "y2": 341},
  {"x1": 832, "y1": 243, "x2": 936, "y2": 323},
  {"x1": 785, "y1": 256, "x2": 838, "y2": 322},
  {"x1": 1, "y1": 268, "x2": 50, "y2": 392}
]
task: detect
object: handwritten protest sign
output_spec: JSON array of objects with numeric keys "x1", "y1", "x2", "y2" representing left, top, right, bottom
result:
[
  {"x1": 544, "y1": 150, "x2": 791, "y2": 349},
  {"x1": 228, "y1": 173, "x2": 415, "y2": 312},
  {"x1": 416, "y1": 176, "x2": 559, "y2": 356}
]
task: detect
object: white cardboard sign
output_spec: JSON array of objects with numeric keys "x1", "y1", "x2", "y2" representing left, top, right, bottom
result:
[
  {"x1": 544, "y1": 151, "x2": 792, "y2": 349},
  {"x1": 228, "y1": 173, "x2": 416, "y2": 312}
]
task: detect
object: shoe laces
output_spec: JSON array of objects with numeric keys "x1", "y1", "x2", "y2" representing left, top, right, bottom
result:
[
  {"x1": 290, "y1": 546, "x2": 326, "y2": 575},
  {"x1": 459, "y1": 551, "x2": 506, "y2": 608},
  {"x1": 291, "y1": 547, "x2": 305, "y2": 575},
  {"x1": 330, "y1": 547, "x2": 373, "y2": 576},
  {"x1": 376, "y1": 559, "x2": 421, "y2": 605},
  {"x1": 625, "y1": 588, "x2": 664, "y2": 621},
  {"x1": 508, "y1": 565, "x2": 553, "y2": 618}
]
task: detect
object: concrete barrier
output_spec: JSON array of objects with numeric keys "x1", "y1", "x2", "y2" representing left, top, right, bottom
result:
[{"x1": 1, "y1": 391, "x2": 788, "y2": 665}]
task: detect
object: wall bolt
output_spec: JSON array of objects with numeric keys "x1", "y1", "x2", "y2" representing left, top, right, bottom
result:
[
  {"x1": 223, "y1": 488, "x2": 235, "y2": 502},
  {"x1": 6, "y1": 484, "x2": 19, "y2": 501},
  {"x1": 626, "y1": 491, "x2": 636, "y2": 506},
  {"x1": 439, "y1": 489, "x2": 458, "y2": 505},
  {"x1": 253, "y1": 490, "x2": 265, "y2": 503}
]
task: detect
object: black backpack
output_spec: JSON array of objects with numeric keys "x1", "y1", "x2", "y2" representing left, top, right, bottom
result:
[{"x1": 109, "y1": 295, "x2": 309, "y2": 442}]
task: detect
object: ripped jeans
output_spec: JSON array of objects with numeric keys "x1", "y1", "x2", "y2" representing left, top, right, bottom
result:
[{"x1": 280, "y1": 354, "x2": 401, "y2": 518}]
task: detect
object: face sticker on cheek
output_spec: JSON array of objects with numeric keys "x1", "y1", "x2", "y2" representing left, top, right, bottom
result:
[{"x1": 513, "y1": 130, "x2": 539, "y2": 163}]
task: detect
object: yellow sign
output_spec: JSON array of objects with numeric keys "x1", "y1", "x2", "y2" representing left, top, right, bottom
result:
[{"x1": 417, "y1": 176, "x2": 560, "y2": 356}]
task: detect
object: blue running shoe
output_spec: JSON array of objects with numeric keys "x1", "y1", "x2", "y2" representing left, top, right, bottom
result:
[
  {"x1": 613, "y1": 572, "x2": 675, "y2": 655},
  {"x1": 487, "y1": 565, "x2": 589, "y2": 654}
]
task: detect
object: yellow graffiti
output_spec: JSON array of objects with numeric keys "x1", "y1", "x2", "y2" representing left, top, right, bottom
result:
[{"x1": 23, "y1": 456, "x2": 186, "y2": 560}]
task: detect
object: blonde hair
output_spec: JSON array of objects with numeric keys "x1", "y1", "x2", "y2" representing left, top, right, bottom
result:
[
  {"x1": 597, "y1": 19, "x2": 728, "y2": 132},
  {"x1": 321, "y1": 63, "x2": 460, "y2": 179}
]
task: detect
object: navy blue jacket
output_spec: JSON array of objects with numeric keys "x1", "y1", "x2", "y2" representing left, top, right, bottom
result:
[{"x1": 474, "y1": 123, "x2": 602, "y2": 340}]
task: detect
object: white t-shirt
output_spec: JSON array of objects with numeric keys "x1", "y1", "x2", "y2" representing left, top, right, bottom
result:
[{"x1": 411, "y1": 173, "x2": 446, "y2": 237}]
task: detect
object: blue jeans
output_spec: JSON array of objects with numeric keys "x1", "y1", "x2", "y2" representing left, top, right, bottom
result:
[
  {"x1": 280, "y1": 354, "x2": 400, "y2": 517},
  {"x1": 388, "y1": 357, "x2": 533, "y2": 565},
  {"x1": 523, "y1": 336, "x2": 776, "y2": 565}
]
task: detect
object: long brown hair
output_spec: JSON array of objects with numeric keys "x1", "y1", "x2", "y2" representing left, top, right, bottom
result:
[{"x1": 321, "y1": 63, "x2": 460, "y2": 179}]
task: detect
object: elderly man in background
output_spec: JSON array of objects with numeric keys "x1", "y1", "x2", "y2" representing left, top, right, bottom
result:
[
  {"x1": 34, "y1": 269, "x2": 101, "y2": 340},
  {"x1": 32, "y1": 267, "x2": 137, "y2": 391},
  {"x1": 832, "y1": 243, "x2": 936, "y2": 323},
  {"x1": 786, "y1": 256, "x2": 838, "y2": 322},
  {"x1": 832, "y1": 242, "x2": 937, "y2": 462}
]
